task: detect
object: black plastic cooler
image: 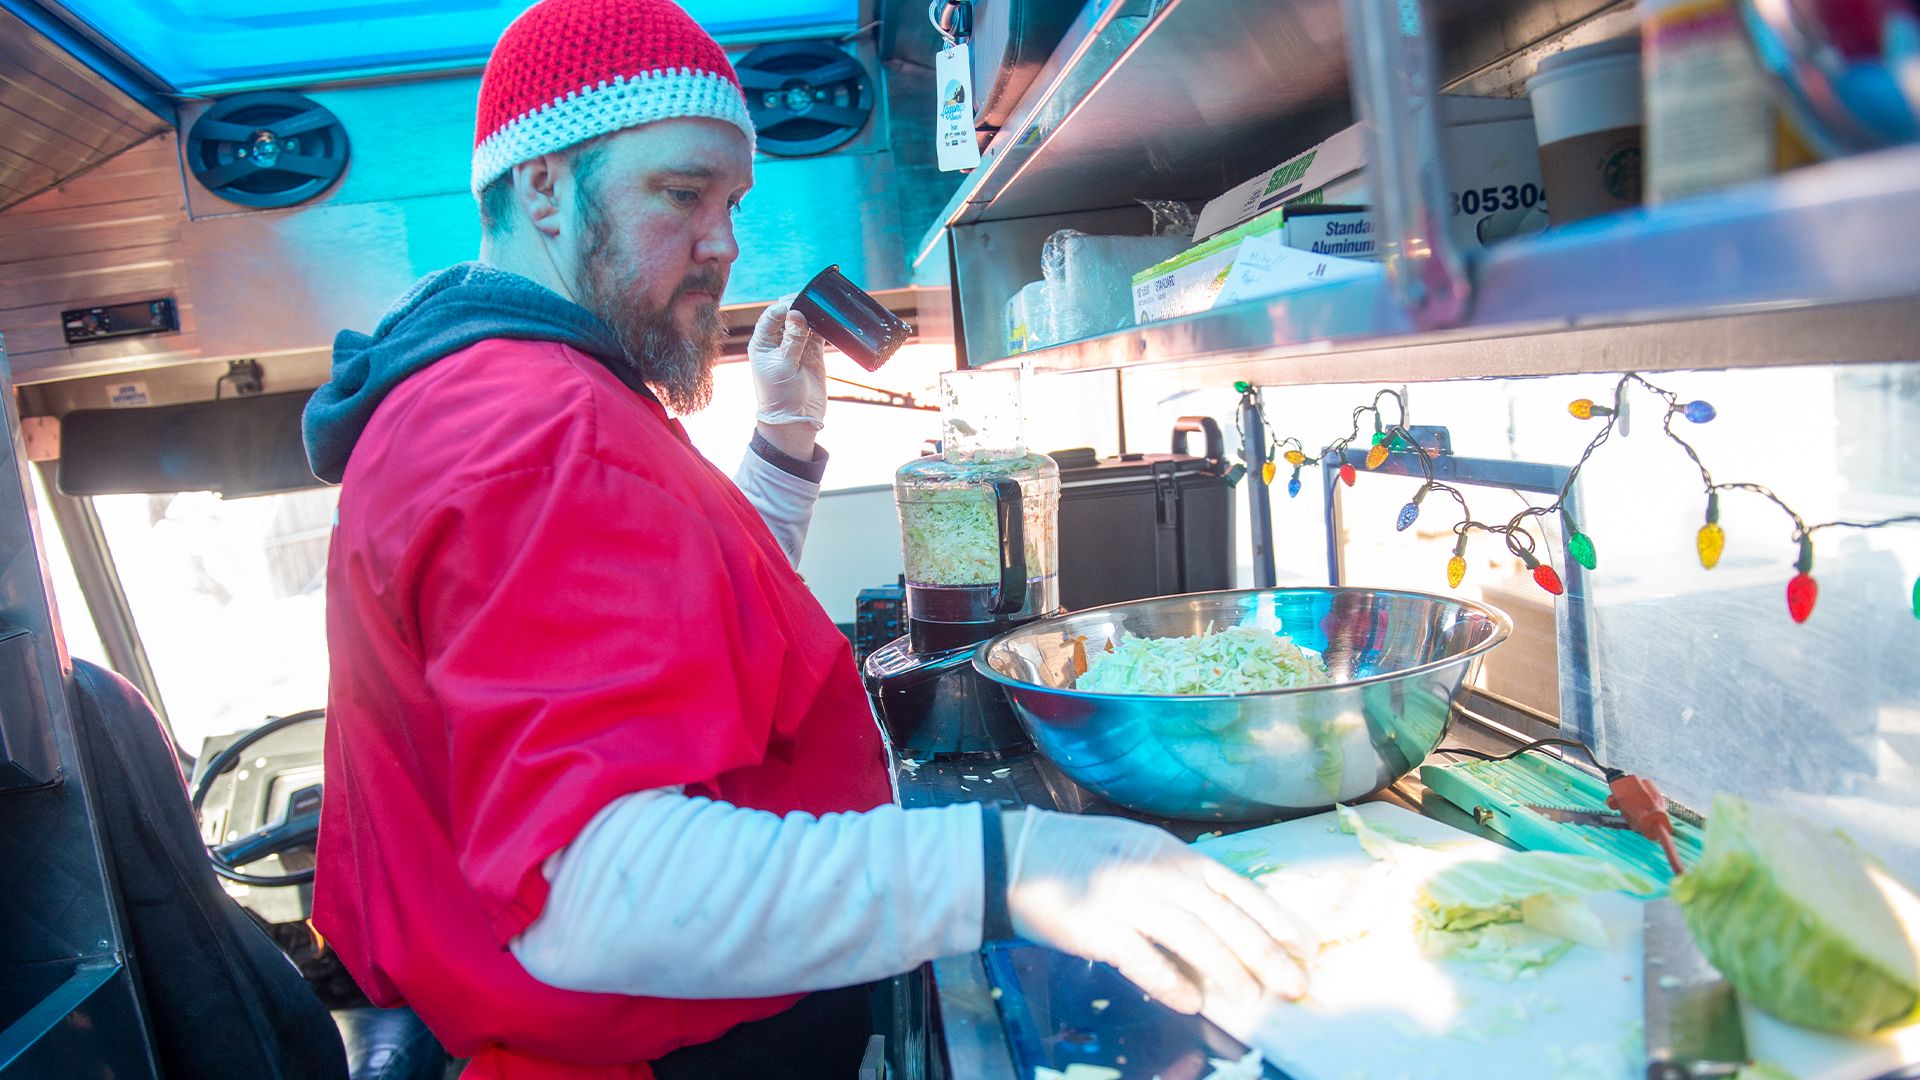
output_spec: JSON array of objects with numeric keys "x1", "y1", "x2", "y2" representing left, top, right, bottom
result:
[{"x1": 1051, "y1": 418, "x2": 1236, "y2": 611}]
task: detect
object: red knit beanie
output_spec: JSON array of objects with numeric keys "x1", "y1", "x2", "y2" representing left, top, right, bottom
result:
[{"x1": 472, "y1": 0, "x2": 755, "y2": 196}]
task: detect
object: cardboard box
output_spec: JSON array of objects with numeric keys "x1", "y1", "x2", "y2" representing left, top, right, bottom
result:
[
  {"x1": 1194, "y1": 97, "x2": 1544, "y2": 253},
  {"x1": 1193, "y1": 126, "x2": 1367, "y2": 241},
  {"x1": 1280, "y1": 204, "x2": 1377, "y2": 260},
  {"x1": 1131, "y1": 205, "x2": 1381, "y2": 325}
]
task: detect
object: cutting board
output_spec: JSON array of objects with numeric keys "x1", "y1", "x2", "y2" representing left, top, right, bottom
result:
[
  {"x1": 1193, "y1": 804, "x2": 1919, "y2": 1080},
  {"x1": 1193, "y1": 803, "x2": 1646, "y2": 1080}
]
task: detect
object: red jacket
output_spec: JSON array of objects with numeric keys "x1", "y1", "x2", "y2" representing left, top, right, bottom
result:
[{"x1": 314, "y1": 338, "x2": 892, "y2": 1078}]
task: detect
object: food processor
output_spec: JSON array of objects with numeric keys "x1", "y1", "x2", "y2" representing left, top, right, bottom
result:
[{"x1": 864, "y1": 368, "x2": 1060, "y2": 758}]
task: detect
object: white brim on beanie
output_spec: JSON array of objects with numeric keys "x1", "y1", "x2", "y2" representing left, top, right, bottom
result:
[{"x1": 471, "y1": 66, "x2": 757, "y2": 196}]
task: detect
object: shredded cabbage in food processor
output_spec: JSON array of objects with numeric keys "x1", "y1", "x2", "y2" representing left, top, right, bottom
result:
[
  {"x1": 1077, "y1": 625, "x2": 1332, "y2": 695},
  {"x1": 900, "y1": 489, "x2": 1053, "y2": 587}
]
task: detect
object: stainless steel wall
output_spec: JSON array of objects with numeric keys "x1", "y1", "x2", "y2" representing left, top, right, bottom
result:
[{"x1": 0, "y1": 7, "x2": 169, "y2": 213}]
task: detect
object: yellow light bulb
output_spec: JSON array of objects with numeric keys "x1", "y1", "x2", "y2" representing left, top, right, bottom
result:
[
  {"x1": 1365, "y1": 442, "x2": 1389, "y2": 470},
  {"x1": 1569, "y1": 399, "x2": 1595, "y2": 420},
  {"x1": 1261, "y1": 461, "x2": 1277, "y2": 485},
  {"x1": 1284, "y1": 449, "x2": 1307, "y2": 466},
  {"x1": 1697, "y1": 522, "x2": 1725, "y2": 569},
  {"x1": 1447, "y1": 555, "x2": 1466, "y2": 589}
]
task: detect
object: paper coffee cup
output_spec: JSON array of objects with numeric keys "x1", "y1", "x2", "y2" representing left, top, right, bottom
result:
[{"x1": 1530, "y1": 37, "x2": 1644, "y2": 224}]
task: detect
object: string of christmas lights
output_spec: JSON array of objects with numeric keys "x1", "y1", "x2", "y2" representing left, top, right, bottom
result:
[{"x1": 1255, "y1": 373, "x2": 1920, "y2": 623}]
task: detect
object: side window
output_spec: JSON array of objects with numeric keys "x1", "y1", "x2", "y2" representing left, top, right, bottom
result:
[
  {"x1": 27, "y1": 466, "x2": 110, "y2": 668},
  {"x1": 90, "y1": 486, "x2": 340, "y2": 758}
]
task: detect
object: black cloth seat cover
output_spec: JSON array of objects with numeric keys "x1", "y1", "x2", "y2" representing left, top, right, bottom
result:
[{"x1": 67, "y1": 658, "x2": 348, "y2": 1079}]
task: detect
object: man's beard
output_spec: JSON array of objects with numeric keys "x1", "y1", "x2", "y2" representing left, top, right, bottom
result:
[{"x1": 575, "y1": 210, "x2": 726, "y2": 415}]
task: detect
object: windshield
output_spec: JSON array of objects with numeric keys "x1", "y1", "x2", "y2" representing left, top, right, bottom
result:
[{"x1": 91, "y1": 487, "x2": 337, "y2": 757}]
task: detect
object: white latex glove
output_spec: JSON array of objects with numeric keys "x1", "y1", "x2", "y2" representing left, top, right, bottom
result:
[
  {"x1": 749, "y1": 295, "x2": 827, "y2": 429},
  {"x1": 1005, "y1": 808, "x2": 1316, "y2": 1015}
]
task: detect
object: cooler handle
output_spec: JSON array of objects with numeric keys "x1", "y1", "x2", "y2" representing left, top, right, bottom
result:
[
  {"x1": 1172, "y1": 416, "x2": 1226, "y2": 469},
  {"x1": 987, "y1": 477, "x2": 1027, "y2": 616}
]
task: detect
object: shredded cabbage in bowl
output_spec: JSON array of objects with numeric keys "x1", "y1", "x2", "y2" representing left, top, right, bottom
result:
[{"x1": 1076, "y1": 625, "x2": 1332, "y2": 695}]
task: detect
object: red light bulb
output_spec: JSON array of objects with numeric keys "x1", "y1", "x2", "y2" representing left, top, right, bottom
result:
[
  {"x1": 1339, "y1": 463, "x2": 1356, "y2": 487},
  {"x1": 1787, "y1": 573, "x2": 1818, "y2": 623},
  {"x1": 1534, "y1": 564, "x2": 1565, "y2": 596},
  {"x1": 1518, "y1": 549, "x2": 1565, "y2": 596},
  {"x1": 1787, "y1": 537, "x2": 1817, "y2": 623}
]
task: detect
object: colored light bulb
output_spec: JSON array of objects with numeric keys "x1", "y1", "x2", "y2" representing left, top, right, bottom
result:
[
  {"x1": 1371, "y1": 431, "x2": 1389, "y2": 447},
  {"x1": 1568, "y1": 531, "x2": 1597, "y2": 571},
  {"x1": 1287, "y1": 469, "x2": 1303, "y2": 498},
  {"x1": 1284, "y1": 449, "x2": 1307, "y2": 466},
  {"x1": 1261, "y1": 461, "x2": 1277, "y2": 485},
  {"x1": 1365, "y1": 442, "x2": 1390, "y2": 470},
  {"x1": 1912, "y1": 577, "x2": 1918, "y2": 620},
  {"x1": 1534, "y1": 563, "x2": 1565, "y2": 595},
  {"x1": 1395, "y1": 486, "x2": 1428, "y2": 532},
  {"x1": 1697, "y1": 524, "x2": 1724, "y2": 569},
  {"x1": 1696, "y1": 493, "x2": 1724, "y2": 570},
  {"x1": 1788, "y1": 573, "x2": 1818, "y2": 623},
  {"x1": 1683, "y1": 400, "x2": 1716, "y2": 424},
  {"x1": 1787, "y1": 537, "x2": 1817, "y2": 623},
  {"x1": 1568, "y1": 398, "x2": 1614, "y2": 420},
  {"x1": 1339, "y1": 463, "x2": 1357, "y2": 487},
  {"x1": 1519, "y1": 549, "x2": 1565, "y2": 596},
  {"x1": 1447, "y1": 533, "x2": 1469, "y2": 589},
  {"x1": 1234, "y1": 380, "x2": 1252, "y2": 394}
]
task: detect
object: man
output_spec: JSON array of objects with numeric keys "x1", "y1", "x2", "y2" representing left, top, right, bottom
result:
[{"x1": 301, "y1": 1, "x2": 1313, "y2": 1077}]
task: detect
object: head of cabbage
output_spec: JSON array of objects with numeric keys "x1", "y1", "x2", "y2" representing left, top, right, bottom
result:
[{"x1": 1672, "y1": 795, "x2": 1920, "y2": 1034}]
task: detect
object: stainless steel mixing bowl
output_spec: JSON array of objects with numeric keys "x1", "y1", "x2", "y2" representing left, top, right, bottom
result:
[{"x1": 973, "y1": 587, "x2": 1511, "y2": 821}]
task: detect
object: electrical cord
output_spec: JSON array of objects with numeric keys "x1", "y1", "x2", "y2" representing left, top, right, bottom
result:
[{"x1": 1433, "y1": 735, "x2": 1619, "y2": 779}]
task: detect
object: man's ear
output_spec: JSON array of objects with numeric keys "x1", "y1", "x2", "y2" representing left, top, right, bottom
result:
[{"x1": 512, "y1": 154, "x2": 565, "y2": 240}]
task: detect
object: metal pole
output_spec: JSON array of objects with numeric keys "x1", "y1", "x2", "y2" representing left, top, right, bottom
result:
[
  {"x1": 1239, "y1": 386, "x2": 1276, "y2": 588},
  {"x1": 1341, "y1": 0, "x2": 1472, "y2": 328}
]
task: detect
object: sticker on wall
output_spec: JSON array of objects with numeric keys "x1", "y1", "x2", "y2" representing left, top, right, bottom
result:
[{"x1": 107, "y1": 382, "x2": 151, "y2": 408}]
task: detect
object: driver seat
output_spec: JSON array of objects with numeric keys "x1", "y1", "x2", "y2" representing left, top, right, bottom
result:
[{"x1": 66, "y1": 658, "x2": 444, "y2": 1080}]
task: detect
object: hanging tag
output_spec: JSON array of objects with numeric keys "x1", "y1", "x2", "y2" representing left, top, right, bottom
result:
[{"x1": 934, "y1": 42, "x2": 981, "y2": 172}]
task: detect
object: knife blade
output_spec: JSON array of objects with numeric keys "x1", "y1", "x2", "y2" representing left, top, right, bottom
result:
[
  {"x1": 1524, "y1": 803, "x2": 1632, "y2": 829},
  {"x1": 1643, "y1": 897, "x2": 1747, "y2": 1079}
]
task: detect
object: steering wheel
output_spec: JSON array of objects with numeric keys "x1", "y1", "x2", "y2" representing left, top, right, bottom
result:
[{"x1": 191, "y1": 708, "x2": 327, "y2": 887}]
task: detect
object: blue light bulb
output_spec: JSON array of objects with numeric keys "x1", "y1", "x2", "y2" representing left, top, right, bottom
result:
[
  {"x1": 1395, "y1": 501, "x2": 1421, "y2": 531},
  {"x1": 1287, "y1": 475, "x2": 1302, "y2": 498},
  {"x1": 1684, "y1": 400, "x2": 1716, "y2": 424}
]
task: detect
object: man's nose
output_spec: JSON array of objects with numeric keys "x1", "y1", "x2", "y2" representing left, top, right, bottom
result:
[{"x1": 695, "y1": 211, "x2": 739, "y2": 267}]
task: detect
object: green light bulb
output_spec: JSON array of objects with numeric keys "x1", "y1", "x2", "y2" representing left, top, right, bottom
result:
[{"x1": 1568, "y1": 532, "x2": 1597, "y2": 571}]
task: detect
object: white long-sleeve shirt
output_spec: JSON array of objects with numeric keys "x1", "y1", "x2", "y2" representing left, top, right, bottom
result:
[
  {"x1": 510, "y1": 792, "x2": 986, "y2": 997},
  {"x1": 732, "y1": 432, "x2": 825, "y2": 566}
]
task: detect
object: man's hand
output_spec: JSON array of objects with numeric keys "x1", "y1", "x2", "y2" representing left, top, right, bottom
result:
[
  {"x1": 749, "y1": 296, "x2": 827, "y2": 440},
  {"x1": 1004, "y1": 809, "x2": 1316, "y2": 1015}
]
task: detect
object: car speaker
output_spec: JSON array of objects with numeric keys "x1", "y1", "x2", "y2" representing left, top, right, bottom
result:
[
  {"x1": 185, "y1": 91, "x2": 350, "y2": 208},
  {"x1": 735, "y1": 41, "x2": 873, "y2": 157}
]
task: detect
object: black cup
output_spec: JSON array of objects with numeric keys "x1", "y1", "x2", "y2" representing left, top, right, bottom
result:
[{"x1": 790, "y1": 264, "x2": 913, "y2": 372}]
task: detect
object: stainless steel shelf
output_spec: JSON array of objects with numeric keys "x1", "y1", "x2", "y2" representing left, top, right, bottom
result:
[
  {"x1": 990, "y1": 146, "x2": 1920, "y2": 385},
  {"x1": 912, "y1": 0, "x2": 1618, "y2": 269}
]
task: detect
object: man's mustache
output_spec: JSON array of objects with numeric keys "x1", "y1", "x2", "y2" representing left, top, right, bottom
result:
[{"x1": 677, "y1": 271, "x2": 726, "y2": 299}]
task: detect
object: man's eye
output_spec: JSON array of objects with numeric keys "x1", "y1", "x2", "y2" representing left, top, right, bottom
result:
[{"x1": 666, "y1": 188, "x2": 700, "y2": 206}]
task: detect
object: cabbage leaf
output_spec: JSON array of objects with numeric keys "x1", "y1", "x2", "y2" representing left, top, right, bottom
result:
[{"x1": 1672, "y1": 795, "x2": 1920, "y2": 1034}]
